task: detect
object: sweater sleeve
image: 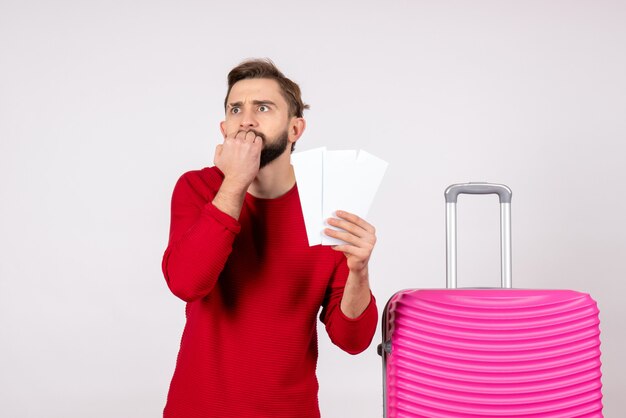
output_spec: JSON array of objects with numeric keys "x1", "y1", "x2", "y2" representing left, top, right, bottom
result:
[
  {"x1": 319, "y1": 255, "x2": 378, "y2": 355},
  {"x1": 162, "y1": 171, "x2": 241, "y2": 302}
]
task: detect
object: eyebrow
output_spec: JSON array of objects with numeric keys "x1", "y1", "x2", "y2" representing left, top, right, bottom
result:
[{"x1": 228, "y1": 100, "x2": 278, "y2": 108}]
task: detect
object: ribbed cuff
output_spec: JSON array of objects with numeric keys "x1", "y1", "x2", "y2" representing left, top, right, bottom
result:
[
  {"x1": 332, "y1": 293, "x2": 378, "y2": 354},
  {"x1": 203, "y1": 202, "x2": 241, "y2": 234},
  {"x1": 338, "y1": 292, "x2": 377, "y2": 322}
]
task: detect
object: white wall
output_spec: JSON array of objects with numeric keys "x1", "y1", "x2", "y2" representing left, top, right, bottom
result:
[{"x1": 1, "y1": 1, "x2": 624, "y2": 416}]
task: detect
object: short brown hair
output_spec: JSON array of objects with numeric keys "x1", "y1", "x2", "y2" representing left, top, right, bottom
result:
[{"x1": 224, "y1": 58, "x2": 309, "y2": 118}]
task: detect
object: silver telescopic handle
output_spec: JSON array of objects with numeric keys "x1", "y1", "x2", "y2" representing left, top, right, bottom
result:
[{"x1": 445, "y1": 183, "x2": 513, "y2": 289}]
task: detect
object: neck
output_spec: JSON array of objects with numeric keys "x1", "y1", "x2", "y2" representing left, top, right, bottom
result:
[{"x1": 247, "y1": 151, "x2": 295, "y2": 199}]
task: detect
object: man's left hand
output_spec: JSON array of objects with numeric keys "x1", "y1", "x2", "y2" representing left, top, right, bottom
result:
[{"x1": 324, "y1": 210, "x2": 376, "y2": 278}]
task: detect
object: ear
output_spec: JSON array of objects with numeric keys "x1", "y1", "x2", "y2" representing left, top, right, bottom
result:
[
  {"x1": 288, "y1": 117, "x2": 306, "y2": 146},
  {"x1": 219, "y1": 121, "x2": 227, "y2": 138}
]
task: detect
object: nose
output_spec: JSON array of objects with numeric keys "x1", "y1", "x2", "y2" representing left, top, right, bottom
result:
[{"x1": 239, "y1": 107, "x2": 258, "y2": 130}]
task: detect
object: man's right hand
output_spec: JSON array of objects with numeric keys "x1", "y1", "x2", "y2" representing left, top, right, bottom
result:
[
  {"x1": 214, "y1": 130, "x2": 263, "y2": 189},
  {"x1": 212, "y1": 130, "x2": 263, "y2": 219}
]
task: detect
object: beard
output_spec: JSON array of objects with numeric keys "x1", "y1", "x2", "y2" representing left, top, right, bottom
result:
[{"x1": 248, "y1": 129, "x2": 290, "y2": 169}]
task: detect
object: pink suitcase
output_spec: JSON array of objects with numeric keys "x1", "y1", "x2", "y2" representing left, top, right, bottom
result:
[{"x1": 379, "y1": 183, "x2": 603, "y2": 417}]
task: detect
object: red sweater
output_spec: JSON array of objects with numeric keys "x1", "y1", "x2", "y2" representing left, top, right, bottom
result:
[{"x1": 162, "y1": 167, "x2": 378, "y2": 418}]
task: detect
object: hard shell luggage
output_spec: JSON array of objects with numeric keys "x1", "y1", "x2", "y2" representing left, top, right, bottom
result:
[{"x1": 379, "y1": 183, "x2": 603, "y2": 417}]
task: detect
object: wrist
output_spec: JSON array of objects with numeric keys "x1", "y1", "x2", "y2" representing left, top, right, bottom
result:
[
  {"x1": 221, "y1": 176, "x2": 251, "y2": 195},
  {"x1": 212, "y1": 179, "x2": 248, "y2": 219},
  {"x1": 341, "y1": 271, "x2": 372, "y2": 318},
  {"x1": 348, "y1": 265, "x2": 369, "y2": 283}
]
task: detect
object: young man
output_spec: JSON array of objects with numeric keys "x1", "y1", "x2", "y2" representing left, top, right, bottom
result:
[{"x1": 162, "y1": 59, "x2": 378, "y2": 418}]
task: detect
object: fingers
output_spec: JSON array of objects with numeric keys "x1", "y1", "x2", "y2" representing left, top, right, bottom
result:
[
  {"x1": 218, "y1": 131, "x2": 262, "y2": 163},
  {"x1": 334, "y1": 211, "x2": 376, "y2": 234},
  {"x1": 247, "y1": 131, "x2": 261, "y2": 143},
  {"x1": 326, "y1": 219, "x2": 372, "y2": 242},
  {"x1": 215, "y1": 130, "x2": 263, "y2": 186},
  {"x1": 324, "y1": 210, "x2": 376, "y2": 255},
  {"x1": 330, "y1": 243, "x2": 370, "y2": 258},
  {"x1": 324, "y1": 220, "x2": 376, "y2": 248},
  {"x1": 324, "y1": 226, "x2": 375, "y2": 248},
  {"x1": 233, "y1": 130, "x2": 263, "y2": 143},
  {"x1": 326, "y1": 211, "x2": 376, "y2": 243},
  {"x1": 325, "y1": 211, "x2": 377, "y2": 274}
]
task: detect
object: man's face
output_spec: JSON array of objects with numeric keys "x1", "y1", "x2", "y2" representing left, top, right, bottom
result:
[{"x1": 221, "y1": 78, "x2": 293, "y2": 168}]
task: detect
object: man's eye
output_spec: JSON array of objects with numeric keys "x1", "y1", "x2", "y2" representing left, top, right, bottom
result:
[
  {"x1": 231, "y1": 107, "x2": 240, "y2": 114},
  {"x1": 258, "y1": 105, "x2": 269, "y2": 112}
]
